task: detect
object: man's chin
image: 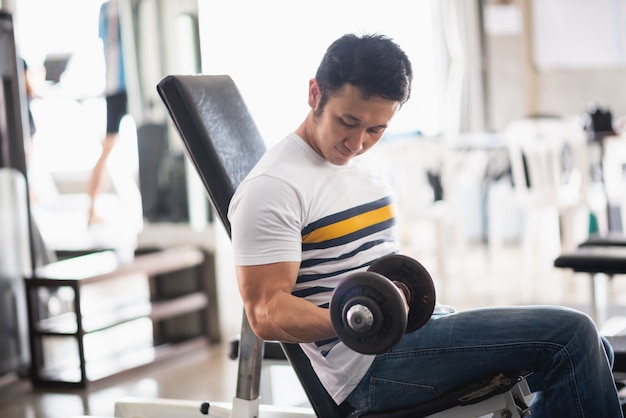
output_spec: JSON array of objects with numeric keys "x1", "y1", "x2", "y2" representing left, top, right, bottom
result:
[{"x1": 329, "y1": 156, "x2": 351, "y2": 166}]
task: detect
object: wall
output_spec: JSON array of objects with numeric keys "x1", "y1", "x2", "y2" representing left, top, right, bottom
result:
[{"x1": 485, "y1": 0, "x2": 626, "y2": 131}]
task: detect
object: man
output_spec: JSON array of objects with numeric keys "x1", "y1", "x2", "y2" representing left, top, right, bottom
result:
[
  {"x1": 87, "y1": 0, "x2": 127, "y2": 224},
  {"x1": 228, "y1": 33, "x2": 623, "y2": 417}
]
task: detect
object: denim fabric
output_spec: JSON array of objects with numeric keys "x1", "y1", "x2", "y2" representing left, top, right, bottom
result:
[{"x1": 346, "y1": 305, "x2": 622, "y2": 417}]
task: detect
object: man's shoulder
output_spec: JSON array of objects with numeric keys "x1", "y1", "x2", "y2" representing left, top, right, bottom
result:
[{"x1": 248, "y1": 134, "x2": 314, "y2": 176}]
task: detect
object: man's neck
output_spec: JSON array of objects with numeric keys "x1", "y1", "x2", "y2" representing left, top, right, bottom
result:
[{"x1": 294, "y1": 113, "x2": 320, "y2": 157}]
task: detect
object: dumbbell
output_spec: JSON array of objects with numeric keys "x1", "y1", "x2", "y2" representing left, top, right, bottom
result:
[{"x1": 329, "y1": 254, "x2": 436, "y2": 355}]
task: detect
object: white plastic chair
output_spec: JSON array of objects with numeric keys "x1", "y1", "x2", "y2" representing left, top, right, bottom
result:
[
  {"x1": 502, "y1": 117, "x2": 592, "y2": 297},
  {"x1": 373, "y1": 137, "x2": 465, "y2": 286}
]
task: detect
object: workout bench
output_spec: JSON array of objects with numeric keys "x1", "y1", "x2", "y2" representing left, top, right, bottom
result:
[
  {"x1": 555, "y1": 236, "x2": 626, "y2": 327},
  {"x1": 112, "y1": 74, "x2": 532, "y2": 418},
  {"x1": 554, "y1": 235, "x2": 626, "y2": 380}
]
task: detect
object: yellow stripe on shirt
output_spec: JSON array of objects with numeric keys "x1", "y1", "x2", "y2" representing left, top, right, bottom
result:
[{"x1": 302, "y1": 204, "x2": 394, "y2": 244}]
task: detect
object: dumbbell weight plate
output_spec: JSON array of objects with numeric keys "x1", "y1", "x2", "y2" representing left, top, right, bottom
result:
[
  {"x1": 330, "y1": 272, "x2": 408, "y2": 354},
  {"x1": 368, "y1": 254, "x2": 436, "y2": 333}
]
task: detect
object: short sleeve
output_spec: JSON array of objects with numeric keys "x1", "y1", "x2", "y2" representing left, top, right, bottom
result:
[{"x1": 228, "y1": 175, "x2": 303, "y2": 266}]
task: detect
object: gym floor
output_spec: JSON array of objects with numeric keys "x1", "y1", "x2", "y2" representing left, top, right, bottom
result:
[{"x1": 3, "y1": 219, "x2": 626, "y2": 418}]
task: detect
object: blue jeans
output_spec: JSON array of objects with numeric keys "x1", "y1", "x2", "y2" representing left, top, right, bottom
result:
[{"x1": 346, "y1": 305, "x2": 622, "y2": 417}]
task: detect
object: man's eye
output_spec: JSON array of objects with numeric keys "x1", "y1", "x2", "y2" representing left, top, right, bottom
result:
[{"x1": 340, "y1": 119, "x2": 357, "y2": 128}]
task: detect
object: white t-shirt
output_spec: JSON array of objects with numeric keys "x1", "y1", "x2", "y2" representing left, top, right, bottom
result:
[{"x1": 228, "y1": 132, "x2": 400, "y2": 405}]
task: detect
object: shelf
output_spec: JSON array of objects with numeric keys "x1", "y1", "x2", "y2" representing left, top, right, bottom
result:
[
  {"x1": 34, "y1": 292, "x2": 208, "y2": 335},
  {"x1": 25, "y1": 245, "x2": 220, "y2": 387},
  {"x1": 36, "y1": 336, "x2": 208, "y2": 387},
  {"x1": 31, "y1": 245, "x2": 205, "y2": 285},
  {"x1": 35, "y1": 300, "x2": 151, "y2": 335},
  {"x1": 150, "y1": 292, "x2": 208, "y2": 321}
]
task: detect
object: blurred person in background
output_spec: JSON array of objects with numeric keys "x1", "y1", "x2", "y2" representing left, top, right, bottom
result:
[{"x1": 87, "y1": 0, "x2": 127, "y2": 224}]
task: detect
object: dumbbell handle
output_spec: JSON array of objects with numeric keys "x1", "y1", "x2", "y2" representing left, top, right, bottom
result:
[
  {"x1": 369, "y1": 254, "x2": 436, "y2": 334},
  {"x1": 344, "y1": 282, "x2": 409, "y2": 335},
  {"x1": 392, "y1": 281, "x2": 411, "y2": 305},
  {"x1": 345, "y1": 304, "x2": 375, "y2": 333}
]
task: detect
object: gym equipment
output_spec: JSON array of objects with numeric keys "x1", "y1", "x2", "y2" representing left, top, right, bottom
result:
[
  {"x1": 330, "y1": 271, "x2": 408, "y2": 354},
  {"x1": 330, "y1": 254, "x2": 436, "y2": 354},
  {"x1": 368, "y1": 254, "x2": 437, "y2": 332},
  {"x1": 554, "y1": 239, "x2": 626, "y2": 320},
  {"x1": 553, "y1": 236, "x2": 626, "y2": 383},
  {"x1": 111, "y1": 74, "x2": 532, "y2": 418},
  {"x1": 556, "y1": 244, "x2": 626, "y2": 328},
  {"x1": 0, "y1": 168, "x2": 31, "y2": 376},
  {"x1": 0, "y1": 11, "x2": 36, "y2": 378}
]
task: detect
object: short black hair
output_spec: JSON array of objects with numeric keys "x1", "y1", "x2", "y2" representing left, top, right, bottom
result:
[{"x1": 314, "y1": 33, "x2": 413, "y2": 112}]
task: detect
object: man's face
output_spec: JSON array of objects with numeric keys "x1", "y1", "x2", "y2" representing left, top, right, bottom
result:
[{"x1": 305, "y1": 80, "x2": 400, "y2": 165}]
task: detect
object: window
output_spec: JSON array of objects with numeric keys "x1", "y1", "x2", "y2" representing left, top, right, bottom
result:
[{"x1": 198, "y1": 0, "x2": 446, "y2": 144}]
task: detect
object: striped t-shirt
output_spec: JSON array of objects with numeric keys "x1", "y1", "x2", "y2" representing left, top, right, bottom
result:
[{"x1": 229, "y1": 132, "x2": 399, "y2": 404}]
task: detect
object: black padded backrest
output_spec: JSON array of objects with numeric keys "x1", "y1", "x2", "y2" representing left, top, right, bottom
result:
[
  {"x1": 156, "y1": 74, "x2": 348, "y2": 418},
  {"x1": 156, "y1": 74, "x2": 266, "y2": 236}
]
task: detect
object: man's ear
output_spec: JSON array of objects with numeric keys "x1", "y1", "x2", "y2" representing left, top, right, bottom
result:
[{"x1": 308, "y1": 79, "x2": 321, "y2": 108}]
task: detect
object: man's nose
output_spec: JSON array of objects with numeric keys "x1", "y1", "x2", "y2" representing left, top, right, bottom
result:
[{"x1": 344, "y1": 129, "x2": 367, "y2": 153}]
